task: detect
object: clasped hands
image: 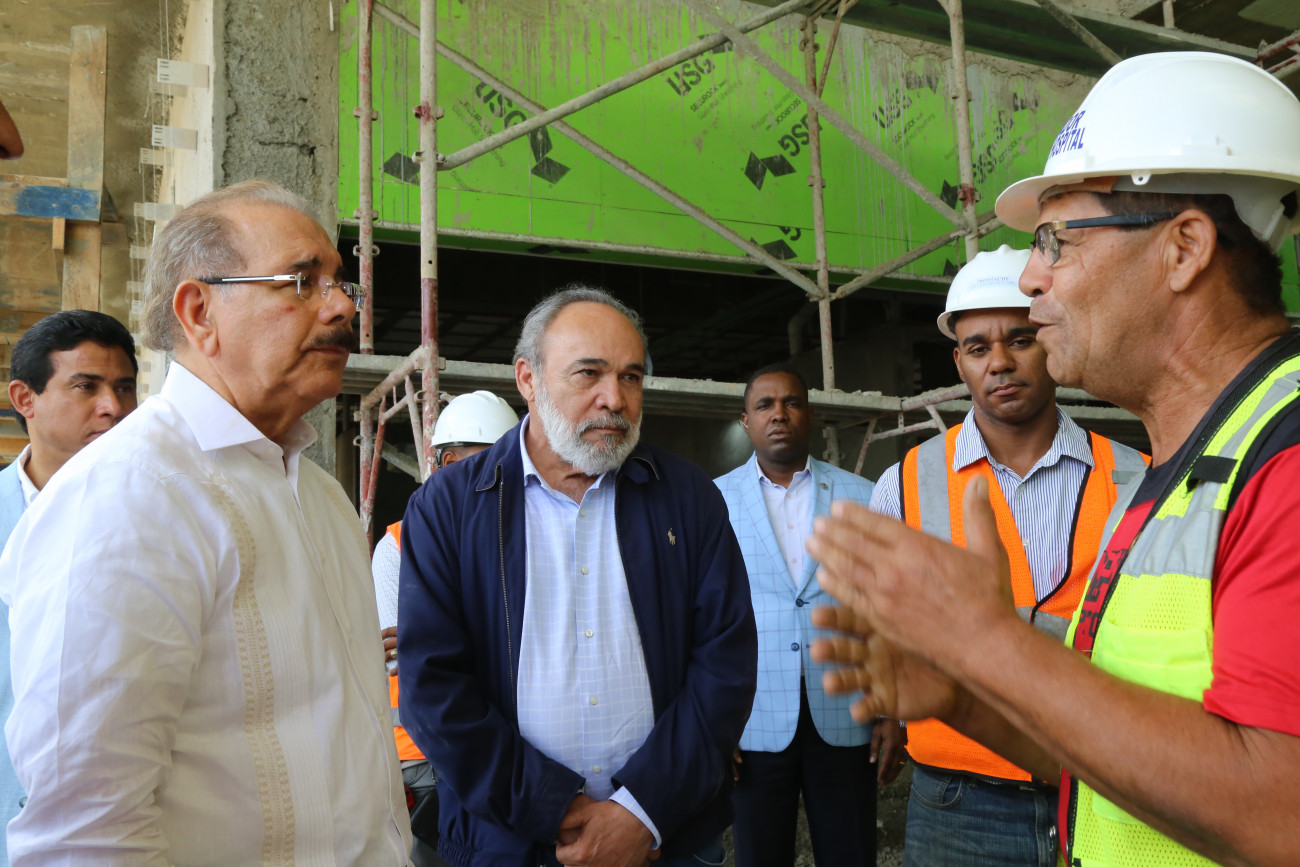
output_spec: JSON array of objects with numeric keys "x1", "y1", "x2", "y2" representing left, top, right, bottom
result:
[
  {"x1": 806, "y1": 476, "x2": 1017, "y2": 724},
  {"x1": 556, "y1": 795, "x2": 659, "y2": 867}
]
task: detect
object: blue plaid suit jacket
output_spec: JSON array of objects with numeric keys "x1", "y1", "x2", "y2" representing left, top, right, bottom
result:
[{"x1": 715, "y1": 454, "x2": 874, "y2": 751}]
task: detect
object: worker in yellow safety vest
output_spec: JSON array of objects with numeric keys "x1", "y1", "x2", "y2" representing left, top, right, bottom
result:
[
  {"x1": 809, "y1": 51, "x2": 1300, "y2": 867},
  {"x1": 868, "y1": 245, "x2": 1145, "y2": 866},
  {"x1": 371, "y1": 390, "x2": 518, "y2": 867}
]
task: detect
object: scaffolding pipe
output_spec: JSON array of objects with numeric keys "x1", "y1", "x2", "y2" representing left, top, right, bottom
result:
[
  {"x1": 427, "y1": 0, "x2": 816, "y2": 171},
  {"x1": 943, "y1": 0, "x2": 981, "y2": 262},
  {"x1": 356, "y1": 0, "x2": 377, "y2": 541},
  {"x1": 1031, "y1": 0, "x2": 1122, "y2": 65},
  {"x1": 1258, "y1": 29, "x2": 1300, "y2": 61},
  {"x1": 357, "y1": 0, "x2": 376, "y2": 354},
  {"x1": 418, "y1": 0, "x2": 440, "y2": 481},
  {"x1": 687, "y1": 0, "x2": 967, "y2": 228},
  {"x1": 802, "y1": 15, "x2": 841, "y2": 466},
  {"x1": 404, "y1": 376, "x2": 425, "y2": 477},
  {"x1": 829, "y1": 213, "x2": 1001, "y2": 300},
  {"x1": 361, "y1": 344, "x2": 432, "y2": 411},
  {"x1": 434, "y1": 40, "x2": 824, "y2": 297},
  {"x1": 363, "y1": 411, "x2": 388, "y2": 536}
]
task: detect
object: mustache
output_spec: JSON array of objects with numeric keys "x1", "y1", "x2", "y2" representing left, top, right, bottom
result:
[
  {"x1": 577, "y1": 413, "x2": 631, "y2": 435},
  {"x1": 307, "y1": 326, "x2": 358, "y2": 352}
]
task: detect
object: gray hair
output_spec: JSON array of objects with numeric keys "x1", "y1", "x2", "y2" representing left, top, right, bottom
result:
[
  {"x1": 141, "y1": 180, "x2": 321, "y2": 352},
  {"x1": 513, "y1": 285, "x2": 651, "y2": 373}
]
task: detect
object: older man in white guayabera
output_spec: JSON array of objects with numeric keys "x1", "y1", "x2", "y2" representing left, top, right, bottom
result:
[{"x1": 0, "y1": 180, "x2": 412, "y2": 865}]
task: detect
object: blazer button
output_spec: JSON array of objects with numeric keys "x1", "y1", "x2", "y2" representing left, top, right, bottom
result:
[
  {"x1": 795, "y1": 598, "x2": 805, "y2": 607},
  {"x1": 790, "y1": 642, "x2": 800, "y2": 651}
]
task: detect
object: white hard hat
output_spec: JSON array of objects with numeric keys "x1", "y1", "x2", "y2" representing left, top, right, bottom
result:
[
  {"x1": 996, "y1": 52, "x2": 1300, "y2": 252},
  {"x1": 431, "y1": 390, "x2": 519, "y2": 447},
  {"x1": 936, "y1": 245, "x2": 1033, "y2": 340}
]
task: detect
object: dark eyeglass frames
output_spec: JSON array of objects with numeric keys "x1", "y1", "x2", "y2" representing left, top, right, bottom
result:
[{"x1": 1032, "y1": 212, "x2": 1179, "y2": 265}]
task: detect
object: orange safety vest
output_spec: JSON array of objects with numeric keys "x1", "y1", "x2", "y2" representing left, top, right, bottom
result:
[
  {"x1": 900, "y1": 423, "x2": 1146, "y2": 783},
  {"x1": 385, "y1": 521, "x2": 425, "y2": 763}
]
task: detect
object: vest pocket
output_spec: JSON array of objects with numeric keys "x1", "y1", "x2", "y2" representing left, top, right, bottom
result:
[{"x1": 1091, "y1": 624, "x2": 1212, "y2": 704}]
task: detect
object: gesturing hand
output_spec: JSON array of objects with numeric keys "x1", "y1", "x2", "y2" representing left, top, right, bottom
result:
[
  {"x1": 806, "y1": 475, "x2": 1014, "y2": 671},
  {"x1": 809, "y1": 605, "x2": 961, "y2": 723}
]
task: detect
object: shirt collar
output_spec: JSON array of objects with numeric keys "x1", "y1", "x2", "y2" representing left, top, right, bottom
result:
[
  {"x1": 952, "y1": 406, "x2": 1094, "y2": 475},
  {"x1": 755, "y1": 453, "x2": 812, "y2": 488},
  {"x1": 162, "y1": 362, "x2": 317, "y2": 464},
  {"x1": 14, "y1": 445, "x2": 38, "y2": 507}
]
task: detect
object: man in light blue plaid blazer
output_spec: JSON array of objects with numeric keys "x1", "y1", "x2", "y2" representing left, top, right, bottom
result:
[{"x1": 715, "y1": 363, "x2": 904, "y2": 867}]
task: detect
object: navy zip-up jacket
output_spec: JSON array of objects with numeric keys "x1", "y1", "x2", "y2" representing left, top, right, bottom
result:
[{"x1": 397, "y1": 424, "x2": 757, "y2": 867}]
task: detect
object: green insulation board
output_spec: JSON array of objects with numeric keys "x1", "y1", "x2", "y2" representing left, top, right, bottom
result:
[{"x1": 337, "y1": 0, "x2": 1299, "y2": 306}]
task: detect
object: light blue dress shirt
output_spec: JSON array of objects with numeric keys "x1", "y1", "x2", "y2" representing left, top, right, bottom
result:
[{"x1": 514, "y1": 418, "x2": 660, "y2": 842}]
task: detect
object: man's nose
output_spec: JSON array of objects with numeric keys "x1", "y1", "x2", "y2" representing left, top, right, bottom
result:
[{"x1": 1020, "y1": 250, "x2": 1050, "y2": 298}]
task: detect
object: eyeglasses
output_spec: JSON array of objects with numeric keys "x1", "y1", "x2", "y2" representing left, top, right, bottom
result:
[
  {"x1": 200, "y1": 273, "x2": 366, "y2": 312},
  {"x1": 1032, "y1": 212, "x2": 1179, "y2": 266}
]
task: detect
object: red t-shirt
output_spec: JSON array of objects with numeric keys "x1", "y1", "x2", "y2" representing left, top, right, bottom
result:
[{"x1": 1079, "y1": 448, "x2": 1300, "y2": 738}]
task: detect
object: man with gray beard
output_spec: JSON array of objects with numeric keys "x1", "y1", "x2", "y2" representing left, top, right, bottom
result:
[{"x1": 396, "y1": 286, "x2": 758, "y2": 867}]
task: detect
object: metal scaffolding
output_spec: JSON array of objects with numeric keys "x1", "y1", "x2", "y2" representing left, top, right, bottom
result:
[{"x1": 349, "y1": 0, "x2": 1153, "y2": 541}]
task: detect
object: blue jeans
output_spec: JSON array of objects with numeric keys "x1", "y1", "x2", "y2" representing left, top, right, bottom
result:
[
  {"x1": 542, "y1": 834, "x2": 726, "y2": 867},
  {"x1": 904, "y1": 765, "x2": 1059, "y2": 867}
]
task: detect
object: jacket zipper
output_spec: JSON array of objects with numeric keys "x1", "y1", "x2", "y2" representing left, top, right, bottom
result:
[{"x1": 499, "y1": 473, "x2": 515, "y2": 714}]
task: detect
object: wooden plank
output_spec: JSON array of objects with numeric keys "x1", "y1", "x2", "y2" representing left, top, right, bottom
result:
[
  {"x1": 0, "y1": 181, "x2": 99, "y2": 221},
  {"x1": 51, "y1": 218, "x2": 65, "y2": 284},
  {"x1": 65, "y1": 26, "x2": 105, "y2": 202},
  {"x1": 62, "y1": 223, "x2": 100, "y2": 311},
  {"x1": 62, "y1": 25, "x2": 106, "y2": 312},
  {"x1": 0, "y1": 218, "x2": 64, "y2": 311}
]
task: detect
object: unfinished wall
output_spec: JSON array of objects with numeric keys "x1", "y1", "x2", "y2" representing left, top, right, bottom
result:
[{"x1": 217, "y1": 0, "x2": 341, "y2": 470}]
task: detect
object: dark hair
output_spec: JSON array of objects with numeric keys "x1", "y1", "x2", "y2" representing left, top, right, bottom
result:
[
  {"x1": 10, "y1": 310, "x2": 138, "y2": 433},
  {"x1": 743, "y1": 362, "x2": 810, "y2": 405},
  {"x1": 1094, "y1": 190, "x2": 1284, "y2": 316}
]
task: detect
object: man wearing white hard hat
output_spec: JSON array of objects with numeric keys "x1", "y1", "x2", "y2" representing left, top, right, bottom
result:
[
  {"x1": 809, "y1": 52, "x2": 1300, "y2": 866},
  {"x1": 869, "y1": 245, "x2": 1144, "y2": 866},
  {"x1": 372, "y1": 390, "x2": 518, "y2": 866}
]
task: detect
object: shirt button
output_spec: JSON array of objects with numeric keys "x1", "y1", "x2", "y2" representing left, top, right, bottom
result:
[
  {"x1": 579, "y1": 509, "x2": 587, "y2": 517},
  {"x1": 790, "y1": 642, "x2": 800, "y2": 651},
  {"x1": 585, "y1": 629, "x2": 594, "y2": 638},
  {"x1": 580, "y1": 566, "x2": 589, "y2": 575},
  {"x1": 787, "y1": 524, "x2": 794, "y2": 529},
  {"x1": 593, "y1": 765, "x2": 602, "y2": 774},
  {"x1": 590, "y1": 696, "x2": 599, "y2": 706}
]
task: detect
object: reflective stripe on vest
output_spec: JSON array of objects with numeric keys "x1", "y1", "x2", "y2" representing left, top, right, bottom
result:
[
  {"x1": 1063, "y1": 354, "x2": 1300, "y2": 867},
  {"x1": 384, "y1": 520, "x2": 424, "y2": 761},
  {"x1": 902, "y1": 422, "x2": 1145, "y2": 783}
]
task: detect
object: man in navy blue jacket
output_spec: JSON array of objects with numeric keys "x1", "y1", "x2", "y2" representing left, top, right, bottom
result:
[{"x1": 397, "y1": 286, "x2": 758, "y2": 867}]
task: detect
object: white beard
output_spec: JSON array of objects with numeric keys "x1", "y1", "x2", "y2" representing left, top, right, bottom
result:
[{"x1": 534, "y1": 376, "x2": 641, "y2": 477}]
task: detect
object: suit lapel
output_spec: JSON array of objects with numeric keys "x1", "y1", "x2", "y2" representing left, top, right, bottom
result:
[
  {"x1": 799, "y1": 460, "x2": 831, "y2": 595},
  {"x1": 740, "y1": 454, "x2": 787, "y2": 592}
]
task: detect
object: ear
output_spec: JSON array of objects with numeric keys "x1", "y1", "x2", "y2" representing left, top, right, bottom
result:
[
  {"x1": 440, "y1": 450, "x2": 460, "y2": 466},
  {"x1": 515, "y1": 357, "x2": 537, "y2": 406},
  {"x1": 740, "y1": 411, "x2": 749, "y2": 430},
  {"x1": 1164, "y1": 210, "x2": 1217, "y2": 295},
  {"x1": 173, "y1": 279, "x2": 222, "y2": 357},
  {"x1": 952, "y1": 346, "x2": 968, "y2": 386},
  {"x1": 8, "y1": 380, "x2": 36, "y2": 424}
]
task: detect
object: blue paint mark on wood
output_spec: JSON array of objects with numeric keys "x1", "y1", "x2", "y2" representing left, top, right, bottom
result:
[{"x1": 0, "y1": 184, "x2": 100, "y2": 221}]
